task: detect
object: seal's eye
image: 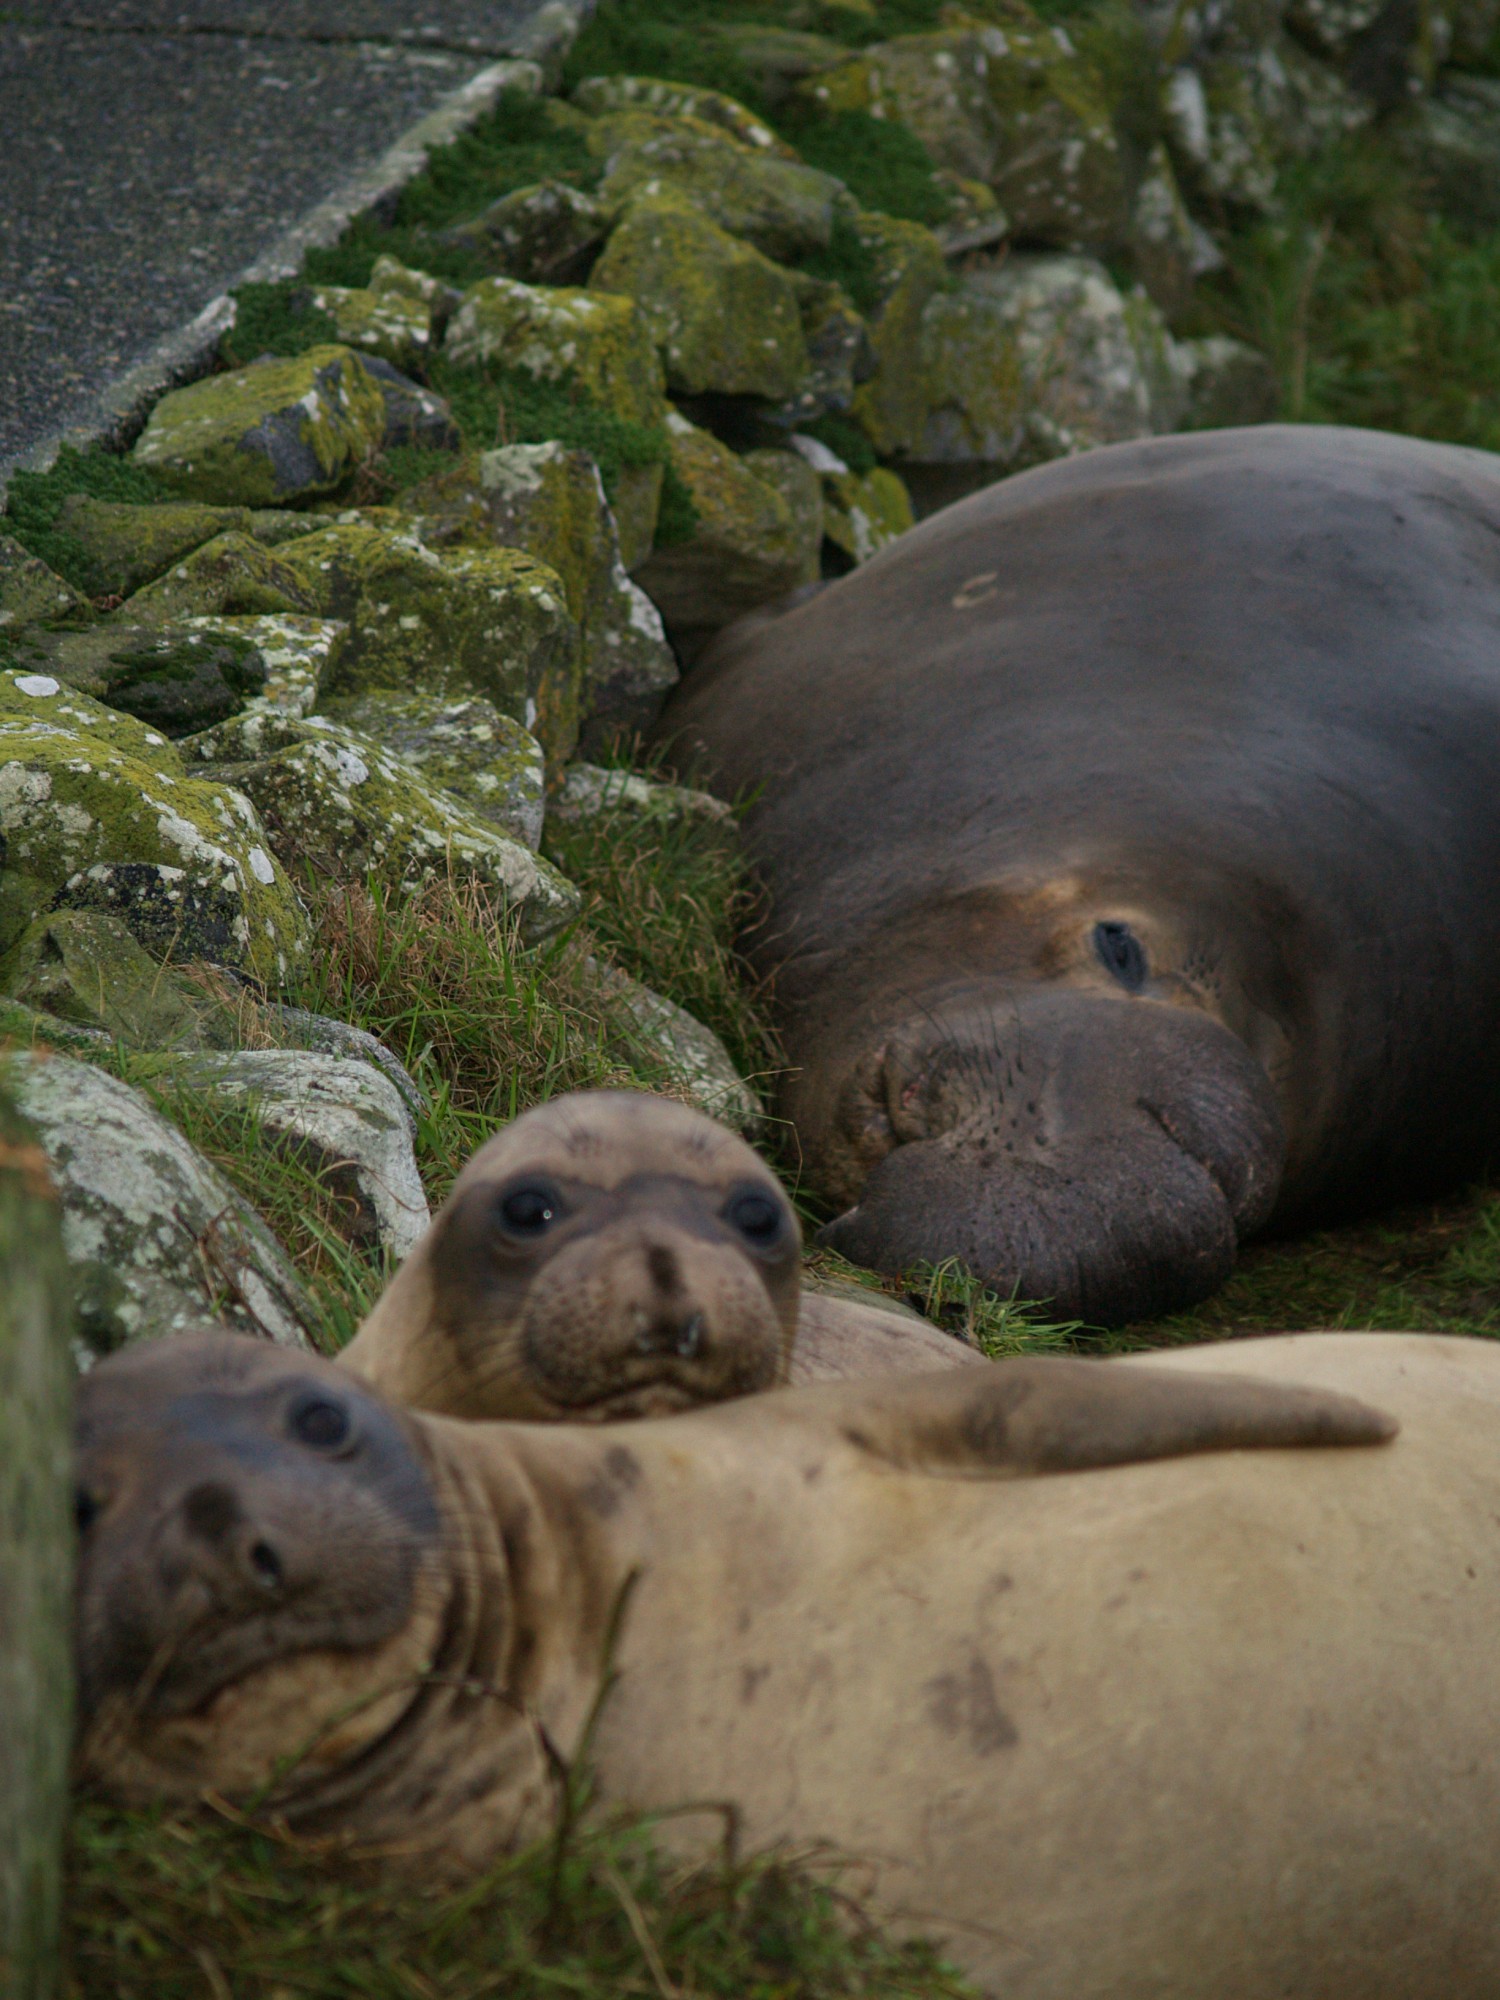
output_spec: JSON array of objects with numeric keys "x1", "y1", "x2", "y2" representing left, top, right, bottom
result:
[
  {"x1": 290, "y1": 1396, "x2": 350, "y2": 1450},
  {"x1": 1094, "y1": 920, "x2": 1148, "y2": 993},
  {"x1": 75, "y1": 1486, "x2": 100, "y2": 1536},
  {"x1": 725, "y1": 1187, "x2": 787, "y2": 1246},
  {"x1": 497, "y1": 1180, "x2": 564, "y2": 1237}
]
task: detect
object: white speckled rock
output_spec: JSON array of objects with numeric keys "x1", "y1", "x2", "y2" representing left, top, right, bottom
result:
[
  {"x1": 594, "y1": 961, "x2": 759, "y2": 1130},
  {"x1": 164, "y1": 1050, "x2": 430, "y2": 1260},
  {"x1": 0, "y1": 668, "x2": 307, "y2": 983},
  {"x1": 186, "y1": 613, "x2": 347, "y2": 718},
  {"x1": 184, "y1": 710, "x2": 580, "y2": 941},
  {"x1": 550, "y1": 762, "x2": 733, "y2": 830},
  {"x1": 324, "y1": 688, "x2": 547, "y2": 851},
  {"x1": 2, "y1": 1051, "x2": 314, "y2": 1362}
]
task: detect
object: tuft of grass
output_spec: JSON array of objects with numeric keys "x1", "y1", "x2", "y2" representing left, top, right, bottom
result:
[
  {"x1": 793, "y1": 210, "x2": 885, "y2": 317},
  {"x1": 2, "y1": 444, "x2": 174, "y2": 592},
  {"x1": 781, "y1": 107, "x2": 954, "y2": 226},
  {"x1": 803, "y1": 1246, "x2": 1090, "y2": 1355},
  {"x1": 63, "y1": 1800, "x2": 974, "y2": 2000},
  {"x1": 219, "y1": 279, "x2": 337, "y2": 369},
  {"x1": 541, "y1": 786, "x2": 783, "y2": 1096}
]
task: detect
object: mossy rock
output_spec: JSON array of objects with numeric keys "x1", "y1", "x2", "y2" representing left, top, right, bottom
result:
[
  {"x1": 594, "y1": 111, "x2": 849, "y2": 263},
  {"x1": 1127, "y1": 145, "x2": 1204, "y2": 317},
  {"x1": 186, "y1": 613, "x2": 346, "y2": 718},
  {"x1": 322, "y1": 687, "x2": 547, "y2": 850},
  {"x1": 477, "y1": 441, "x2": 679, "y2": 752},
  {"x1": 272, "y1": 519, "x2": 582, "y2": 765},
  {"x1": 12, "y1": 622, "x2": 267, "y2": 736},
  {"x1": 0, "y1": 533, "x2": 93, "y2": 633},
  {"x1": 592, "y1": 959, "x2": 759, "y2": 1131},
  {"x1": 706, "y1": 26, "x2": 850, "y2": 111},
  {"x1": 845, "y1": 212, "x2": 947, "y2": 457},
  {"x1": 633, "y1": 412, "x2": 809, "y2": 648},
  {"x1": 0, "y1": 909, "x2": 245, "y2": 1051},
  {"x1": 741, "y1": 448, "x2": 823, "y2": 590},
  {"x1": 132, "y1": 346, "x2": 389, "y2": 507},
  {"x1": 49, "y1": 497, "x2": 250, "y2": 601},
  {"x1": 3, "y1": 1050, "x2": 314, "y2": 1358},
  {"x1": 186, "y1": 711, "x2": 580, "y2": 941},
  {"x1": 571, "y1": 73, "x2": 793, "y2": 156},
  {"x1": 591, "y1": 189, "x2": 811, "y2": 402},
  {"x1": 802, "y1": 29, "x2": 1004, "y2": 183},
  {"x1": 440, "y1": 180, "x2": 611, "y2": 285},
  {"x1": 446, "y1": 275, "x2": 667, "y2": 431},
  {"x1": 550, "y1": 761, "x2": 733, "y2": 830},
  {"x1": 0, "y1": 668, "x2": 306, "y2": 983},
  {"x1": 777, "y1": 275, "x2": 875, "y2": 425},
  {"x1": 819, "y1": 461, "x2": 914, "y2": 565},
  {"x1": 309, "y1": 284, "x2": 433, "y2": 370},
  {"x1": 1174, "y1": 335, "x2": 1278, "y2": 428},
  {"x1": 120, "y1": 529, "x2": 321, "y2": 624},
  {"x1": 368, "y1": 254, "x2": 465, "y2": 326},
  {"x1": 915, "y1": 253, "x2": 1170, "y2": 471}
]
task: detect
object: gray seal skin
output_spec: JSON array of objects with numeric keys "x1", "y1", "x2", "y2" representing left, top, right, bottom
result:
[
  {"x1": 82, "y1": 1329, "x2": 1500, "y2": 2000},
  {"x1": 658, "y1": 424, "x2": 1500, "y2": 1323},
  {"x1": 339, "y1": 1089, "x2": 979, "y2": 1421}
]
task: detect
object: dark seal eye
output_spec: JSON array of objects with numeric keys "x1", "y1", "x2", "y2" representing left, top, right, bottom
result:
[
  {"x1": 496, "y1": 1179, "x2": 564, "y2": 1237},
  {"x1": 1094, "y1": 920, "x2": 1148, "y2": 993},
  {"x1": 290, "y1": 1396, "x2": 350, "y2": 1450},
  {"x1": 725, "y1": 1186, "x2": 787, "y2": 1246},
  {"x1": 75, "y1": 1486, "x2": 100, "y2": 1536}
]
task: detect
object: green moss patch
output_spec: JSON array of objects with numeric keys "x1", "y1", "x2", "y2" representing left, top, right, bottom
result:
[{"x1": 3, "y1": 446, "x2": 174, "y2": 595}]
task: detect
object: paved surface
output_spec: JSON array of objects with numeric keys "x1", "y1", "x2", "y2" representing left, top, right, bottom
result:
[{"x1": 0, "y1": 2, "x2": 550, "y2": 469}]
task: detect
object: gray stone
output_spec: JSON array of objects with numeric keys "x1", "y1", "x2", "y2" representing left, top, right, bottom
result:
[
  {"x1": 440, "y1": 178, "x2": 611, "y2": 284},
  {"x1": 0, "y1": 533, "x2": 92, "y2": 633},
  {"x1": 324, "y1": 687, "x2": 547, "y2": 850},
  {"x1": 163, "y1": 1049, "x2": 430, "y2": 1259},
  {"x1": 259, "y1": 1003, "x2": 428, "y2": 1127},
  {"x1": 3, "y1": 1050, "x2": 314, "y2": 1361},
  {"x1": 550, "y1": 761, "x2": 734, "y2": 830},
  {"x1": 186, "y1": 612, "x2": 346, "y2": 718},
  {"x1": 594, "y1": 960, "x2": 758, "y2": 1130}
]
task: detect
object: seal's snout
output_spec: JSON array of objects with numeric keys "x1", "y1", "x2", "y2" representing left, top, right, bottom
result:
[{"x1": 74, "y1": 1332, "x2": 440, "y2": 1744}]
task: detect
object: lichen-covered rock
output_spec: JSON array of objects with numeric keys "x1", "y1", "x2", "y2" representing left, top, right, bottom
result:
[
  {"x1": 915, "y1": 254, "x2": 1174, "y2": 471},
  {"x1": 123, "y1": 529, "x2": 321, "y2": 624},
  {"x1": 51, "y1": 496, "x2": 251, "y2": 601},
  {"x1": 309, "y1": 284, "x2": 433, "y2": 370},
  {"x1": 932, "y1": 172, "x2": 1011, "y2": 256},
  {"x1": 633, "y1": 412, "x2": 810, "y2": 647},
  {"x1": 802, "y1": 29, "x2": 1003, "y2": 182},
  {"x1": 369, "y1": 254, "x2": 465, "y2": 329},
  {"x1": 441, "y1": 179, "x2": 612, "y2": 285},
  {"x1": 707, "y1": 25, "x2": 850, "y2": 110},
  {"x1": 12, "y1": 622, "x2": 267, "y2": 736},
  {"x1": 186, "y1": 711, "x2": 580, "y2": 941},
  {"x1": 161, "y1": 1050, "x2": 430, "y2": 1259},
  {"x1": 775, "y1": 274, "x2": 875, "y2": 424},
  {"x1": 593, "y1": 110, "x2": 848, "y2": 262},
  {"x1": 258, "y1": 1005, "x2": 428, "y2": 1124},
  {"x1": 132, "y1": 345, "x2": 389, "y2": 506},
  {"x1": 1127, "y1": 143, "x2": 1208, "y2": 316},
  {"x1": 1173, "y1": 333, "x2": 1279, "y2": 428},
  {"x1": 551, "y1": 761, "x2": 733, "y2": 830},
  {"x1": 477, "y1": 442, "x2": 679, "y2": 752},
  {"x1": 0, "y1": 910, "x2": 247, "y2": 1050},
  {"x1": 742, "y1": 448, "x2": 824, "y2": 589},
  {"x1": 186, "y1": 613, "x2": 345, "y2": 718},
  {"x1": 590, "y1": 189, "x2": 811, "y2": 402},
  {"x1": 244, "y1": 509, "x2": 327, "y2": 547},
  {"x1": 1165, "y1": 41, "x2": 1370, "y2": 210},
  {"x1": 1397, "y1": 75, "x2": 1500, "y2": 227},
  {"x1": 846, "y1": 212, "x2": 948, "y2": 457},
  {"x1": 0, "y1": 669, "x2": 306, "y2": 981},
  {"x1": 446, "y1": 275, "x2": 667, "y2": 430},
  {"x1": 268, "y1": 519, "x2": 581, "y2": 765},
  {"x1": 789, "y1": 435, "x2": 914, "y2": 564},
  {"x1": 572, "y1": 73, "x2": 792, "y2": 155},
  {"x1": 0, "y1": 534, "x2": 92, "y2": 633},
  {"x1": 323, "y1": 688, "x2": 547, "y2": 850},
  {"x1": 593, "y1": 961, "x2": 758, "y2": 1130},
  {"x1": 360, "y1": 354, "x2": 462, "y2": 453},
  {"x1": 3, "y1": 1051, "x2": 314, "y2": 1359}
]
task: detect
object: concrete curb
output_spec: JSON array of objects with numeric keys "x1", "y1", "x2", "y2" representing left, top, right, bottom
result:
[{"x1": 0, "y1": 0, "x2": 592, "y2": 499}]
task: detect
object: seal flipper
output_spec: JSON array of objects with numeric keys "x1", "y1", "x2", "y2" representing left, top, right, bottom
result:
[{"x1": 814, "y1": 1355, "x2": 1397, "y2": 1481}]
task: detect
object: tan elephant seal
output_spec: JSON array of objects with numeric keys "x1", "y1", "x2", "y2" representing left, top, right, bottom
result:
[
  {"x1": 340, "y1": 1089, "x2": 979, "y2": 1421},
  {"x1": 79, "y1": 1329, "x2": 1500, "y2": 2000}
]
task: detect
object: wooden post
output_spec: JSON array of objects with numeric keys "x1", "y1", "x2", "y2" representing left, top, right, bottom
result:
[{"x1": 0, "y1": 1091, "x2": 74, "y2": 2000}]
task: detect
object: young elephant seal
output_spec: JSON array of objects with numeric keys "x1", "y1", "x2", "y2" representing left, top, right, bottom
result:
[
  {"x1": 340, "y1": 1089, "x2": 978, "y2": 1421},
  {"x1": 80, "y1": 1329, "x2": 1500, "y2": 2000}
]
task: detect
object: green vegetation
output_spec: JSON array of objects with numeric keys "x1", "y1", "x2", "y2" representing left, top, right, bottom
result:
[
  {"x1": 63, "y1": 1802, "x2": 973, "y2": 2000},
  {"x1": 3, "y1": 444, "x2": 171, "y2": 594}
]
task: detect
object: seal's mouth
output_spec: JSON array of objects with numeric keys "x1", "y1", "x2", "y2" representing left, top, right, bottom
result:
[{"x1": 556, "y1": 1379, "x2": 712, "y2": 1421}]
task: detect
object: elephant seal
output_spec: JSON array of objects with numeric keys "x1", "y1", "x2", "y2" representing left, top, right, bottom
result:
[
  {"x1": 82, "y1": 1328, "x2": 1500, "y2": 2000},
  {"x1": 340, "y1": 1090, "x2": 978, "y2": 1420},
  {"x1": 657, "y1": 424, "x2": 1500, "y2": 1322}
]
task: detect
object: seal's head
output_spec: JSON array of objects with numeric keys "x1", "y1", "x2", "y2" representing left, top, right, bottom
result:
[
  {"x1": 341, "y1": 1090, "x2": 802, "y2": 1420},
  {"x1": 74, "y1": 1332, "x2": 449, "y2": 1805}
]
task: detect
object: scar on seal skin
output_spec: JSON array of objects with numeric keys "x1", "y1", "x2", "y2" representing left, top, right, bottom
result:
[
  {"x1": 340, "y1": 1090, "x2": 981, "y2": 1422},
  {"x1": 85, "y1": 1328, "x2": 1500, "y2": 2000}
]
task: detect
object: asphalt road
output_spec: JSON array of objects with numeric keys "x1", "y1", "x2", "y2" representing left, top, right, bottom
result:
[{"x1": 0, "y1": 2, "x2": 552, "y2": 469}]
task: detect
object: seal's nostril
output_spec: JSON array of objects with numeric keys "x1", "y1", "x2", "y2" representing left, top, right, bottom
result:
[{"x1": 249, "y1": 1539, "x2": 284, "y2": 1592}]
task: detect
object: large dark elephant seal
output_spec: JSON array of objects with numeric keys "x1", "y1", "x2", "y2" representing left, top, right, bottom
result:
[
  {"x1": 658, "y1": 425, "x2": 1500, "y2": 1322},
  {"x1": 79, "y1": 1329, "x2": 1500, "y2": 2000},
  {"x1": 341, "y1": 1090, "x2": 978, "y2": 1419}
]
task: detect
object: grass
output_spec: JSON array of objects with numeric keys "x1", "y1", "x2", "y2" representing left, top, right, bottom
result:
[{"x1": 63, "y1": 1801, "x2": 974, "y2": 2000}]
